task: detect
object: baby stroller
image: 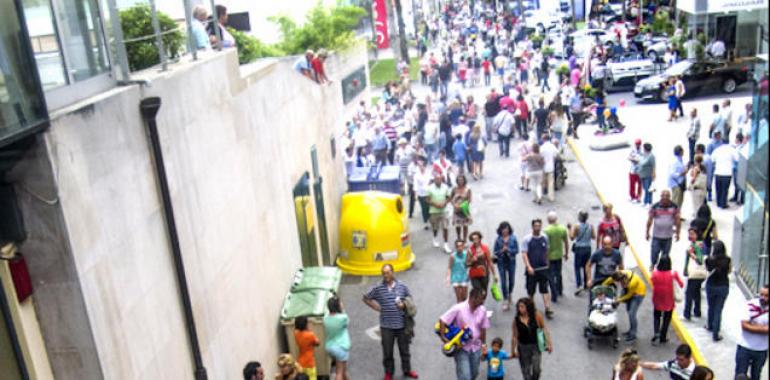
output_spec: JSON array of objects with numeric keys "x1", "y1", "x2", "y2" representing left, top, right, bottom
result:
[{"x1": 583, "y1": 285, "x2": 619, "y2": 349}]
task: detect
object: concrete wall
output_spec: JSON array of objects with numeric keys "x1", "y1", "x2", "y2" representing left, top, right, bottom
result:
[{"x1": 13, "y1": 43, "x2": 367, "y2": 379}]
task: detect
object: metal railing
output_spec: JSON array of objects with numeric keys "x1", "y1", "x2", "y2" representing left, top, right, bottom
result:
[{"x1": 103, "y1": 0, "x2": 224, "y2": 82}]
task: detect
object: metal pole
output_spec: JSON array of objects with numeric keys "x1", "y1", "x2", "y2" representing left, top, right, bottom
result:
[
  {"x1": 140, "y1": 98, "x2": 207, "y2": 380},
  {"x1": 148, "y1": 0, "x2": 167, "y2": 71},
  {"x1": 105, "y1": 0, "x2": 130, "y2": 79},
  {"x1": 182, "y1": 0, "x2": 197, "y2": 60},
  {"x1": 208, "y1": 0, "x2": 222, "y2": 51}
]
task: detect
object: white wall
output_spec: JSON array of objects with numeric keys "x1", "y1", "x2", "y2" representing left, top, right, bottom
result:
[{"x1": 38, "y1": 42, "x2": 367, "y2": 378}]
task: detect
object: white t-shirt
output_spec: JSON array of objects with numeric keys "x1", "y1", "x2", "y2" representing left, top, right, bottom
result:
[
  {"x1": 737, "y1": 298, "x2": 769, "y2": 351},
  {"x1": 541, "y1": 142, "x2": 559, "y2": 173},
  {"x1": 424, "y1": 121, "x2": 440, "y2": 145},
  {"x1": 452, "y1": 124, "x2": 470, "y2": 140},
  {"x1": 411, "y1": 166, "x2": 432, "y2": 196},
  {"x1": 711, "y1": 144, "x2": 737, "y2": 176}
]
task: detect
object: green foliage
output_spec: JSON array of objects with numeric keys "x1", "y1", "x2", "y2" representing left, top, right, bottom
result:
[
  {"x1": 651, "y1": 10, "x2": 675, "y2": 36},
  {"x1": 695, "y1": 43, "x2": 705, "y2": 62},
  {"x1": 697, "y1": 32, "x2": 707, "y2": 46},
  {"x1": 530, "y1": 33, "x2": 544, "y2": 43},
  {"x1": 639, "y1": 24, "x2": 652, "y2": 34},
  {"x1": 541, "y1": 45, "x2": 555, "y2": 57},
  {"x1": 270, "y1": 3, "x2": 366, "y2": 55},
  {"x1": 555, "y1": 63, "x2": 570, "y2": 76},
  {"x1": 120, "y1": 5, "x2": 185, "y2": 71},
  {"x1": 228, "y1": 28, "x2": 284, "y2": 64}
]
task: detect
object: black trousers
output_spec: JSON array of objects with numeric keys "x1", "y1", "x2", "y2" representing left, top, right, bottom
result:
[
  {"x1": 381, "y1": 327, "x2": 411, "y2": 374},
  {"x1": 653, "y1": 310, "x2": 673, "y2": 341}
]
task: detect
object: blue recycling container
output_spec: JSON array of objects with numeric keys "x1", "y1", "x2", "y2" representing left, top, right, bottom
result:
[{"x1": 347, "y1": 165, "x2": 402, "y2": 194}]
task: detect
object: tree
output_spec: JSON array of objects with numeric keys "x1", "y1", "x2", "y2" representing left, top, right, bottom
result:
[
  {"x1": 119, "y1": 5, "x2": 185, "y2": 71},
  {"x1": 393, "y1": 0, "x2": 410, "y2": 64},
  {"x1": 571, "y1": 0, "x2": 577, "y2": 28},
  {"x1": 270, "y1": 4, "x2": 366, "y2": 54}
]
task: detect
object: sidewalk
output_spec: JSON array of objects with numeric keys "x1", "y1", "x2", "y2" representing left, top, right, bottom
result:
[{"x1": 568, "y1": 93, "x2": 767, "y2": 379}]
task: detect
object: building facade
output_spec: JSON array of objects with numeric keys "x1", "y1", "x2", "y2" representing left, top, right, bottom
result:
[
  {"x1": 734, "y1": 56, "x2": 769, "y2": 294},
  {"x1": 676, "y1": 0, "x2": 768, "y2": 58},
  {"x1": 1, "y1": 0, "x2": 370, "y2": 378}
]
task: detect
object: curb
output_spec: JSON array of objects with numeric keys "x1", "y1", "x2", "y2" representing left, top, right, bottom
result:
[{"x1": 566, "y1": 137, "x2": 709, "y2": 367}]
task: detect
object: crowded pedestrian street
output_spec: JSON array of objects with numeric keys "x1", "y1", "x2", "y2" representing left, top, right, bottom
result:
[{"x1": 1, "y1": 0, "x2": 767, "y2": 379}]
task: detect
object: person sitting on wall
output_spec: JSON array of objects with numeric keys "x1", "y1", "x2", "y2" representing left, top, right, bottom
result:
[
  {"x1": 311, "y1": 49, "x2": 332, "y2": 85},
  {"x1": 293, "y1": 50, "x2": 316, "y2": 82}
]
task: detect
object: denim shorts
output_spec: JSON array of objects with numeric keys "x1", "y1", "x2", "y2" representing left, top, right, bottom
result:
[{"x1": 326, "y1": 345, "x2": 349, "y2": 361}]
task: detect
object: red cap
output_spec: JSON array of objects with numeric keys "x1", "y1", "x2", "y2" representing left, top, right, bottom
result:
[{"x1": 634, "y1": 139, "x2": 642, "y2": 145}]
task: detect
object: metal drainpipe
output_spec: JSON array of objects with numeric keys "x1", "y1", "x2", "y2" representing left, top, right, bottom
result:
[{"x1": 139, "y1": 98, "x2": 207, "y2": 380}]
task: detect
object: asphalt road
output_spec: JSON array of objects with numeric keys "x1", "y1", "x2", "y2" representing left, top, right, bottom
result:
[{"x1": 338, "y1": 137, "x2": 683, "y2": 380}]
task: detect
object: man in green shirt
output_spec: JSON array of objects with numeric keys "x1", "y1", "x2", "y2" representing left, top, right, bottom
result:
[
  {"x1": 544, "y1": 211, "x2": 570, "y2": 302},
  {"x1": 427, "y1": 173, "x2": 452, "y2": 253}
]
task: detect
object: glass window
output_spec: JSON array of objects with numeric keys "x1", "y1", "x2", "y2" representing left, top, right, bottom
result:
[
  {"x1": 22, "y1": 0, "x2": 67, "y2": 90},
  {"x1": 1, "y1": 0, "x2": 48, "y2": 146},
  {"x1": 52, "y1": 0, "x2": 109, "y2": 82}
]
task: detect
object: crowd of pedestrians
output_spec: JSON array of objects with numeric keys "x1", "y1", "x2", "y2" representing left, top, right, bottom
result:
[{"x1": 247, "y1": 0, "x2": 767, "y2": 379}]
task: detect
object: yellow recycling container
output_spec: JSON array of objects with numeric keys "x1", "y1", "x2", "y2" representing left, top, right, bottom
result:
[{"x1": 337, "y1": 191, "x2": 414, "y2": 275}]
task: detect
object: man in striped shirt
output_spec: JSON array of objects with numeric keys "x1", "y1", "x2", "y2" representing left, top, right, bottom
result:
[
  {"x1": 363, "y1": 264, "x2": 419, "y2": 379},
  {"x1": 641, "y1": 344, "x2": 695, "y2": 380}
]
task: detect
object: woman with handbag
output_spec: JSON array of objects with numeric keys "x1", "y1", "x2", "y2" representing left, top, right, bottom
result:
[
  {"x1": 494, "y1": 222, "x2": 520, "y2": 311},
  {"x1": 683, "y1": 227, "x2": 708, "y2": 320},
  {"x1": 705, "y1": 240, "x2": 731, "y2": 342},
  {"x1": 466, "y1": 231, "x2": 497, "y2": 292},
  {"x1": 511, "y1": 297, "x2": 552, "y2": 380},
  {"x1": 650, "y1": 256, "x2": 684, "y2": 345}
]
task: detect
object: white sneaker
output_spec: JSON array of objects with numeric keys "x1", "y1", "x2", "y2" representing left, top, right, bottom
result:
[
  {"x1": 433, "y1": 237, "x2": 439, "y2": 247},
  {"x1": 487, "y1": 310, "x2": 494, "y2": 319},
  {"x1": 444, "y1": 243, "x2": 452, "y2": 253}
]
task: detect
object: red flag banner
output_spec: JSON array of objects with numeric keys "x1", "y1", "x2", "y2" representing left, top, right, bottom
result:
[{"x1": 373, "y1": 0, "x2": 390, "y2": 49}]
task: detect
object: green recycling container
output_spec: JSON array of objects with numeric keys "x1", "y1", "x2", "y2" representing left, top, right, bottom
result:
[
  {"x1": 280, "y1": 288, "x2": 332, "y2": 320},
  {"x1": 291, "y1": 266, "x2": 342, "y2": 293}
]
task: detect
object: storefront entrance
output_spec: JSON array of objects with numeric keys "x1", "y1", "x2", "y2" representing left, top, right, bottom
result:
[{"x1": 716, "y1": 15, "x2": 737, "y2": 51}]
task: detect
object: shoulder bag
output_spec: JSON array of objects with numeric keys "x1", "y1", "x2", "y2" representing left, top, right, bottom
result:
[{"x1": 673, "y1": 273, "x2": 683, "y2": 303}]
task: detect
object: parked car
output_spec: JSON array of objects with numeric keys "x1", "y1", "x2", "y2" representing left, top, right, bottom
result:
[
  {"x1": 634, "y1": 60, "x2": 750, "y2": 102},
  {"x1": 602, "y1": 51, "x2": 656, "y2": 90},
  {"x1": 571, "y1": 28, "x2": 615, "y2": 57},
  {"x1": 631, "y1": 34, "x2": 669, "y2": 61}
]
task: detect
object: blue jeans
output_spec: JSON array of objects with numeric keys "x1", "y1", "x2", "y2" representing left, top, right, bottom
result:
[
  {"x1": 735, "y1": 345, "x2": 768, "y2": 380},
  {"x1": 650, "y1": 237, "x2": 672, "y2": 268},
  {"x1": 439, "y1": 81, "x2": 448, "y2": 98},
  {"x1": 641, "y1": 177, "x2": 653, "y2": 205},
  {"x1": 424, "y1": 143, "x2": 438, "y2": 163},
  {"x1": 706, "y1": 284, "x2": 729, "y2": 339},
  {"x1": 549, "y1": 259, "x2": 563, "y2": 302},
  {"x1": 498, "y1": 133, "x2": 511, "y2": 157},
  {"x1": 626, "y1": 295, "x2": 644, "y2": 339},
  {"x1": 715, "y1": 175, "x2": 731, "y2": 208},
  {"x1": 597, "y1": 111, "x2": 606, "y2": 131},
  {"x1": 497, "y1": 259, "x2": 516, "y2": 301},
  {"x1": 573, "y1": 246, "x2": 591, "y2": 288},
  {"x1": 454, "y1": 348, "x2": 481, "y2": 380},
  {"x1": 683, "y1": 279, "x2": 704, "y2": 319}
]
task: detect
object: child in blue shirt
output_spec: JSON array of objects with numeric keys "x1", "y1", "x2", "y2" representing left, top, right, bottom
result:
[
  {"x1": 452, "y1": 134, "x2": 467, "y2": 174},
  {"x1": 482, "y1": 337, "x2": 512, "y2": 379}
]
